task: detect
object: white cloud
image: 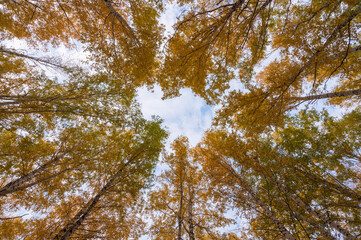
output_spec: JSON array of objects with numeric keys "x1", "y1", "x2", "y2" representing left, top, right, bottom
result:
[{"x1": 137, "y1": 86, "x2": 214, "y2": 147}]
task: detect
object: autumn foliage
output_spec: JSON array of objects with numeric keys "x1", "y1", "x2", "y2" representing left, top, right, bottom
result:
[{"x1": 1, "y1": 0, "x2": 361, "y2": 239}]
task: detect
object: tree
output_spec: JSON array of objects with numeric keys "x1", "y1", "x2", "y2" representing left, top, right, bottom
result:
[
  {"x1": 1, "y1": 116, "x2": 167, "y2": 239},
  {"x1": 196, "y1": 108, "x2": 361, "y2": 239},
  {"x1": 215, "y1": 0, "x2": 361, "y2": 131},
  {"x1": 50, "y1": 118, "x2": 167, "y2": 240},
  {"x1": 1, "y1": 1, "x2": 168, "y2": 238},
  {"x1": 195, "y1": 130, "x2": 298, "y2": 239},
  {"x1": 1, "y1": 0, "x2": 361, "y2": 238},
  {"x1": 148, "y1": 136, "x2": 234, "y2": 239}
]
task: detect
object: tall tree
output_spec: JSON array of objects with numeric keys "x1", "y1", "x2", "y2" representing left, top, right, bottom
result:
[
  {"x1": 1, "y1": 117, "x2": 167, "y2": 239},
  {"x1": 0, "y1": 1, "x2": 168, "y2": 238},
  {"x1": 197, "y1": 108, "x2": 361, "y2": 239},
  {"x1": 215, "y1": 0, "x2": 361, "y2": 131},
  {"x1": 195, "y1": 130, "x2": 298, "y2": 239},
  {"x1": 53, "y1": 119, "x2": 166, "y2": 240},
  {"x1": 148, "y1": 136, "x2": 234, "y2": 239}
]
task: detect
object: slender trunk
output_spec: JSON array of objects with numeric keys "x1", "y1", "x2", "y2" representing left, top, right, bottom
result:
[
  {"x1": 294, "y1": 167, "x2": 361, "y2": 202},
  {"x1": 102, "y1": 0, "x2": 139, "y2": 44},
  {"x1": 52, "y1": 179, "x2": 111, "y2": 240},
  {"x1": 0, "y1": 95, "x2": 86, "y2": 107},
  {"x1": 187, "y1": 179, "x2": 195, "y2": 240},
  {"x1": 0, "y1": 47, "x2": 68, "y2": 70},
  {"x1": 219, "y1": 161, "x2": 296, "y2": 240},
  {"x1": 0, "y1": 214, "x2": 28, "y2": 221},
  {"x1": 4, "y1": 167, "x2": 73, "y2": 194},
  {"x1": 0, "y1": 151, "x2": 68, "y2": 196},
  {"x1": 293, "y1": 210, "x2": 337, "y2": 240},
  {"x1": 326, "y1": 45, "x2": 361, "y2": 62},
  {"x1": 177, "y1": 170, "x2": 184, "y2": 240},
  {"x1": 278, "y1": 194, "x2": 337, "y2": 240},
  {"x1": 52, "y1": 150, "x2": 142, "y2": 240},
  {"x1": 262, "y1": 172, "x2": 357, "y2": 240},
  {"x1": 293, "y1": 89, "x2": 361, "y2": 101}
]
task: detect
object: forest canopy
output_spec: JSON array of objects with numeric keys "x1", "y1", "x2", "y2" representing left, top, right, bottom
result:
[{"x1": 0, "y1": 0, "x2": 360, "y2": 239}]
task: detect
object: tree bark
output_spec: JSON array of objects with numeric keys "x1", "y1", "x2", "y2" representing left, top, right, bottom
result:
[
  {"x1": 3, "y1": 167, "x2": 73, "y2": 194},
  {"x1": 281, "y1": 3, "x2": 361, "y2": 94},
  {"x1": 187, "y1": 178, "x2": 195, "y2": 240},
  {"x1": 326, "y1": 45, "x2": 361, "y2": 62},
  {"x1": 102, "y1": 0, "x2": 139, "y2": 44},
  {"x1": 0, "y1": 47, "x2": 68, "y2": 70},
  {"x1": 177, "y1": 168, "x2": 184, "y2": 240},
  {"x1": 52, "y1": 148, "x2": 145, "y2": 240},
  {"x1": 293, "y1": 89, "x2": 361, "y2": 101},
  {"x1": 278, "y1": 194, "x2": 337, "y2": 240},
  {"x1": 0, "y1": 95, "x2": 86, "y2": 107},
  {"x1": 0, "y1": 150, "x2": 69, "y2": 196},
  {"x1": 293, "y1": 210, "x2": 337, "y2": 240}
]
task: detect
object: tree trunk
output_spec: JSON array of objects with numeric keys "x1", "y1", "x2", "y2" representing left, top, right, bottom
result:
[
  {"x1": 52, "y1": 150, "x2": 141, "y2": 240},
  {"x1": 0, "y1": 95, "x2": 86, "y2": 107},
  {"x1": 278, "y1": 195, "x2": 337, "y2": 240},
  {"x1": 326, "y1": 45, "x2": 361, "y2": 62},
  {"x1": 293, "y1": 89, "x2": 361, "y2": 101},
  {"x1": 0, "y1": 150, "x2": 68, "y2": 196},
  {"x1": 282, "y1": 3, "x2": 361, "y2": 93},
  {"x1": 293, "y1": 210, "x2": 337, "y2": 240},
  {"x1": 52, "y1": 186, "x2": 105, "y2": 240},
  {"x1": 4, "y1": 167, "x2": 73, "y2": 194},
  {"x1": 102, "y1": 0, "x2": 138, "y2": 43},
  {"x1": 177, "y1": 170, "x2": 184, "y2": 240},
  {"x1": 187, "y1": 179, "x2": 195, "y2": 240},
  {"x1": 0, "y1": 47, "x2": 67, "y2": 69}
]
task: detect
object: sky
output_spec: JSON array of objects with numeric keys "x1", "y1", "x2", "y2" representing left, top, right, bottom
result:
[
  {"x1": 4, "y1": 2, "x2": 349, "y2": 150},
  {"x1": 137, "y1": 86, "x2": 214, "y2": 146},
  {"x1": 7, "y1": 1, "x2": 345, "y2": 151},
  {"x1": 3, "y1": 0, "x2": 223, "y2": 227}
]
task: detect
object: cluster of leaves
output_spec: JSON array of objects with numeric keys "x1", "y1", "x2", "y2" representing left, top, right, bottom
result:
[{"x1": 1, "y1": 0, "x2": 361, "y2": 239}]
